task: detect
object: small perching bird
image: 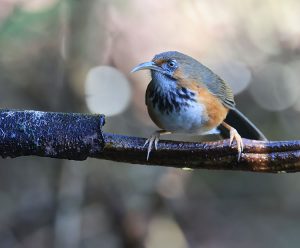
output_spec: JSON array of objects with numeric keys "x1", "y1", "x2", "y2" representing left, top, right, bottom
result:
[{"x1": 131, "y1": 51, "x2": 267, "y2": 160}]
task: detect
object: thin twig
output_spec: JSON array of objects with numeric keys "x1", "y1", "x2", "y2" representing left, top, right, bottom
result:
[{"x1": 0, "y1": 109, "x2": 299, "y2": 173}]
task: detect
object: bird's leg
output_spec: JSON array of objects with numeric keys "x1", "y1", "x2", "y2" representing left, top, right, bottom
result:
[
  {"x1": 221, "y1": 122, "x2": 244, "y2": 160},
  {"x1": 144, "y1": 130, "x2": 171, "y2": 160}
]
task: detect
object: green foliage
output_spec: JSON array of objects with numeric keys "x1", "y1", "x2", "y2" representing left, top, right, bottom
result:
[{"x1": 0, "y1": 1, "x2": 68, "y2": 44}]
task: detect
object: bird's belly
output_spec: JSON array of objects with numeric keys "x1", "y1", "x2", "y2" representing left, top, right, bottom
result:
[{"x1": 148, "y1": 101, "x2": 209, "y2": 133}]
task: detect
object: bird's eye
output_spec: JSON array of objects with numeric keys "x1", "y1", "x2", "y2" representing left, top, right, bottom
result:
[{"x1": 167, "y1": 60, "x2": 176, "y2": 68}]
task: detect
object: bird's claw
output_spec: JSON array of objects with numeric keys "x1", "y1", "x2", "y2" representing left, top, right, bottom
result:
[
  {"x1": 144, "y1": 131, "x2": 161, "y2": 160},
  {"x1": 229, "y1": 128, "x2": 244, "y2": 161}
]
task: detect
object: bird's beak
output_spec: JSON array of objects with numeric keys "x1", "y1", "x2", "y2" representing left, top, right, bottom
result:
[{"x1": 131, "y1": 61, "x2": 163, "y2": 73}]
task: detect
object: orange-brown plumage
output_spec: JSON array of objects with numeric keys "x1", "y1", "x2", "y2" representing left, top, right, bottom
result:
[
  {"x1": 197, "y1": 85, "x2": 229, "y2": 130},
  {"x1": 152, "y1": 58, "x2": 167, "y2": 66}
]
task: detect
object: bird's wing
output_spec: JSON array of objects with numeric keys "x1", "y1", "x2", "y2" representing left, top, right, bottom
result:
[
  {"x1": 195, "y1": 64, "x2": 236, "y2": 109},
  {"x1": 211, "y1": 76, "x2": 236, "y2": 109}
]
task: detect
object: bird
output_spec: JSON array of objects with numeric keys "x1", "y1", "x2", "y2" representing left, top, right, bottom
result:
[{"x1": 131, "y1": 51, "x2": 267, "y2": 160}]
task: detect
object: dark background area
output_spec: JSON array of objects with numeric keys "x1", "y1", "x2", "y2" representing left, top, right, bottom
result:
[{"x1": 1, "y1": 0, "x2": 300, "y2": 247}]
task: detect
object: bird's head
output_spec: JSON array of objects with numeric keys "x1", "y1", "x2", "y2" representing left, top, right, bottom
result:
[{"x1": 131, "y1": 51, "x2": 203, "y2": 86}]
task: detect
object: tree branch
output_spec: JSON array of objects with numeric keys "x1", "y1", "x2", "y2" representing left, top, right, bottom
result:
[{"x1": 0, "y1": 109, "x2": 299, "y2": 173}]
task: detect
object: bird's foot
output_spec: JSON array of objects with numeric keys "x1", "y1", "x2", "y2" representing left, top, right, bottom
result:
[
  {"x1": 143, "y1": 130, "x2": 170, "y2": 160},
  {"x1": 143, "y1": 131, "x2": 161, "y2": 160},
  {"x1": 229, "y1": 127, "x2": 244, "y2": 161}
]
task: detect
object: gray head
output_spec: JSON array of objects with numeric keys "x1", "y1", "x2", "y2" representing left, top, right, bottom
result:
[{"x1": 131, "y1": 51, "x2": 216, "y2": 84}]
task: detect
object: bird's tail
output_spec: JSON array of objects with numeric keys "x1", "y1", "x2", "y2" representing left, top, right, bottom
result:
[{"x1": 218, "y1": 108, "x2": 267, "y2": 141}]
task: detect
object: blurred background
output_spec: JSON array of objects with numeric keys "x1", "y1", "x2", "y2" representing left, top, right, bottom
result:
[{"x1": 1, "y1": 0, "x2": 300, "y2": 247}]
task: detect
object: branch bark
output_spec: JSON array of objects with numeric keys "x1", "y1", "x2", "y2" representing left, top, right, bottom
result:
[{"x1": 0, "y1": 109, "x2": 299, "y2": 173}]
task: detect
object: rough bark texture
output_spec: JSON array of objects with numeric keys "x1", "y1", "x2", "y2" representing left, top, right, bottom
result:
[
  {"x1": 0, "y1": 109, "x2": 105, "y2": 160},
  {"x1": 0, "y1": 109, "x2": 300, "y2": 173}
]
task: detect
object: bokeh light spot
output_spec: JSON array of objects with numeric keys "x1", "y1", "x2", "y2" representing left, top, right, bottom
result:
[
  {"x1": 85, "y1": 66, "x2": 131, "y2": 116},
  {"x1": 210, "y1": 60, "x2": 252, "y2": 94},
  {"x1": 145, "y1": 215, "x2": 188, "y2": 248},
  {"x1": 21, "y1": 0, "x2": 59, "y2": 12},
  {"x1": 250, "y1": 62, "x2": 300, "y2": 111}
]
